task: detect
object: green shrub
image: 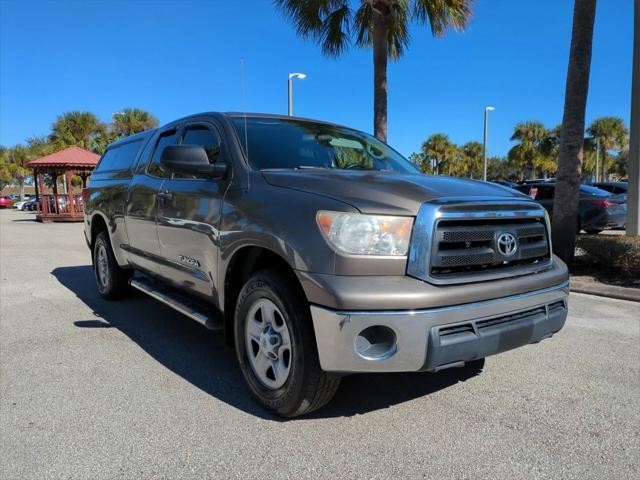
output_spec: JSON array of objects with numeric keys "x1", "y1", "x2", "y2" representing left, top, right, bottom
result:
[{"x1": 576, "y1": 235, "x2": 640, "y2": 271}]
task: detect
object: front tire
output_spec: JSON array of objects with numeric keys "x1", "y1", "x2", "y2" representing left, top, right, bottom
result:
[
  {"x1": 93, "y1": 230, "x2": 132, "y2": 300},
  {"x1": 234, "y1": 269, "x2": 340, "y2": 417}
]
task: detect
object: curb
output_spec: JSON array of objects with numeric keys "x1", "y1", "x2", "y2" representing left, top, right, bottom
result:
[{"x1": 570, "y1": 278, "x2": 640, "y2": 303}]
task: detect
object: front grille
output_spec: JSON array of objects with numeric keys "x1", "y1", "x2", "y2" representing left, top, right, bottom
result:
[{"x1": 430, "y1": 217, "x2": 550, "y2": 280}]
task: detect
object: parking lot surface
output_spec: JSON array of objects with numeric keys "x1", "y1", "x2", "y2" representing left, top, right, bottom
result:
[{"x1": 1, "y1": 210, "x2": 639, "y2": 479}]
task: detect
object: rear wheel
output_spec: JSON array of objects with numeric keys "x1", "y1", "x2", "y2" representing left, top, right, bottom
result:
[
  {"x1": 93, "y1": 231, "x2": 132, "y2": 300},
  {"x1": 234, "y1": 269, "x2": 340, "y2": 417}
]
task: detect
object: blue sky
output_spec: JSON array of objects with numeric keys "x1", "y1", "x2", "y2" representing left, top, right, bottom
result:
[{"x1": 0, "y1": 0, "x2": 634, "y2": 157}]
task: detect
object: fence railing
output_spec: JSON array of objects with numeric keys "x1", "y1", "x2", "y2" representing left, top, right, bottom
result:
[{"x1": 38, "y1": 194, "x2": 83, "y2": 216}]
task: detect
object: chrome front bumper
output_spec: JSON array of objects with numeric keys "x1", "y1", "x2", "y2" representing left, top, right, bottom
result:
[{"x1": 310, "y1": 281, "x2": 569, "y2": 373}]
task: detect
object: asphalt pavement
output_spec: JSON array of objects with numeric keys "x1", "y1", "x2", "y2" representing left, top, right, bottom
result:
[{"x1": 1, "y1": 210, "x2": 638, "y2": 479}]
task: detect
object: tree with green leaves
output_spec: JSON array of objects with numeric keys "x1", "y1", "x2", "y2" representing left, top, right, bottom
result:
[
  {"x1": 586, "y1": 116, "x2": 628, "y2": 181},
  {"x1": 508, "y1": 122, "x2": 550, "y2": 180},
  {"x1": 421, "y1": 133, "x2": 457, "y2": 175},
  {"x1": 49, "y1": 111, "x2": 107, "y2": 151},
  {"x1": 275, "y1": 0, "x2": 474, "y2": 141},
  {"x1": 5, "y1": 145, "x2": 30, "y2": 199},
  {"x1": 0, "y1": 146, "x2": 13, "y2": 190},
  {"x1": 456, "y1": 141, "x2": 483, "y2": 178},
  {"x1": 112, "y1": 108, "x2": 159, "y2": 137}
]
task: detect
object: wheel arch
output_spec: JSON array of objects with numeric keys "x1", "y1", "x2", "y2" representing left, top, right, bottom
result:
[{"x1": 222, "y1": 245, "x2": 307, "y2": 346}]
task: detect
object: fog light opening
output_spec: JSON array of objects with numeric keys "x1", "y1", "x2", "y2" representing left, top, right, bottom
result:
[{"x1": 355, "y1": 325, "x2": 398, "y2": 361}]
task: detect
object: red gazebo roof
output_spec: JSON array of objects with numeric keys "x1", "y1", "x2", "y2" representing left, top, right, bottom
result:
[{"x1": 27, "y1": 146, "x2": 100, "y2": 168}]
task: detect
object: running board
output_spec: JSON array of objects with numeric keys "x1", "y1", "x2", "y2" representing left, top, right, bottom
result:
[{"x1": 129, "y1": 278, "x2": 223, "y2": 331}]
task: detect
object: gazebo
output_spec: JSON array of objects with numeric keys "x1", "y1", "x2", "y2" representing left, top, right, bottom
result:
[{"x1": 27, "y1": 146, "x2": 100, "y2": 222}]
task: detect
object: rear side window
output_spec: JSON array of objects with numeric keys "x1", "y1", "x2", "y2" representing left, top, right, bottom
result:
[
  {"x1": 535, "y1": 186, "x2": 554, "y2": 201},
  {"x1": 580, "y1": 185, "x2": 609, "y2": 196},
  {"x1": 95, "y1": 140, "x2": 143, "y2": 173}
]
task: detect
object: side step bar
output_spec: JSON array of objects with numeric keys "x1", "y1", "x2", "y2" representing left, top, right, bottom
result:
[{"x1": 129, "y1": 278, "x2": 223, "y2": 331}]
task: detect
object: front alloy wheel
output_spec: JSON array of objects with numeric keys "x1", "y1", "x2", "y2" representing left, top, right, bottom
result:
[
  {"x1": 234, "y1": 269, "x2": 340, "y2": 417},
  {"x1": 245, "y1": 299, "x2": 292, "y2": 389}
]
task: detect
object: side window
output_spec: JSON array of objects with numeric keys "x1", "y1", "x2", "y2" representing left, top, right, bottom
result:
[
  {"x1": 94, "y1": 140, "x2": 143, "y2": 174},
  {"x1": 182, "y1": 125, "x2": 222, "y2": 164},
  {"x1": 535, "y1": 186, "x2": 554, "y2": 201},
  {"x1": 147, "y1": 128, "x2": 181, "y2": 177}
]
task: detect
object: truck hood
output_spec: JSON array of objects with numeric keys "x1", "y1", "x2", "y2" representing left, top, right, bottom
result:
[{"x1": 262, "y1": 170, "x2": 527, "y2": 215}]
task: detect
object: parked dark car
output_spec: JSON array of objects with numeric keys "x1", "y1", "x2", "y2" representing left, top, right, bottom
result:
[
  {"x1": 22, "y1": 198, "x2": 39, "y2": 211},
  {"x1": 588, "y1": 181, "x2": 627, "y2": 195},
  {"x1": 84, "y1": 112, "x2": 569, "y2": 417},
  {"x1": 513, "y1": 182, "x2": 626, "y2": 233},
  {"x1": 489, "y1": 179, "x2": 518, "y2": 189}
]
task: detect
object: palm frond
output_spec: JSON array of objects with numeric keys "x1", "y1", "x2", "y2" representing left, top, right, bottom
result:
[
  {"x1": 413, "y1": 0, "x2": 474, "y2": 37},
  {"x1": 275, "y1": 0, "x2": 351, "y2": 56},
  {"x1": 320, "y1": 3, "x2": 352, "y2": 57}
]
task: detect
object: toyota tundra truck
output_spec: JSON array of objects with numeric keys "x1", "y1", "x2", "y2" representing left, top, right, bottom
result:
[{"x1": 84, "y1": 112, "x2": 569, "y2": 417}]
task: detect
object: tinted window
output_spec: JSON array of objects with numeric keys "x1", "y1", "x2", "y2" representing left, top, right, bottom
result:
[
  {"x1": 182, "y1": 126, "x2": 221, "y2": 163},
  {"x1": 535, "y1": 186, "x2": 554, "y2": 201},
  {"x1": 580, "y1": 185, "x2": 609, "y2": 196},
  {"x1": 95, "y1": 140, "x2": 143, "y2": 173},
  {"x1": 148, "y1": 129, "x2": 181, "y2": 177},
  {"x1": 231, "y1": 117, "x2": 419, "y2": 173}
]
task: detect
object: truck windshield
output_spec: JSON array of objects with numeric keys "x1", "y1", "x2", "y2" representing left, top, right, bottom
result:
[{"x1": 231, "y1": 117, "x2": 419, "y2": 174}]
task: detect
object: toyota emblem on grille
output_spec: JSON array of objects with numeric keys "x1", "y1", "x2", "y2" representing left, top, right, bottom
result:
[{"x1": 497, "y1": 232, "x2": 518, "y2": 257}]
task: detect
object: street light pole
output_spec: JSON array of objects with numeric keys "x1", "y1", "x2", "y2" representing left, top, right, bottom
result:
[
  {"x1": 627, "y1": 0, "x2": 639, "y2": 235},
  {"x1": 482, "y1": 106, "x2": 495, "y2": 181},
  {"x1": 594, "y1": 137, "x2": 600, "y2": 182},
  {"x1": 287, "y1": 73, "x2": 306, "y2": 116}
]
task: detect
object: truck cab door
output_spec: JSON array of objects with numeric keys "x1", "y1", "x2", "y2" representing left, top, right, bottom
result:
[
  {"x1": 156, "y1": 121, "x2": 228, "y2": 302},
  {"x1": 124, "y1": 126, "x2": 181, "y2": 275}
]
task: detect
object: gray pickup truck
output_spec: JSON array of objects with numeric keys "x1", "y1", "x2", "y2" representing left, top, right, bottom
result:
[{"x1": 84, "y1": 112, "x2": 569, "y2": 417}]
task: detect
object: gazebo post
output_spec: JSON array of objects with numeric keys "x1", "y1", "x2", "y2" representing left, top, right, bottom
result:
[
  {"x1": 38, "y1": 172, "x2": 45, "y2": 215},
  {"x1": 33, "y1": 168, "x2": 39, "y2": 203},
  {"x1": 66, "y1": 170, "x2": 75, "y2": 213}
]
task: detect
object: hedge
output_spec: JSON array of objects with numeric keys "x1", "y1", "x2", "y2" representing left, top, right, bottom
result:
[{"x1": 576, "y1": 234, "x2": 640, "y2": 271}]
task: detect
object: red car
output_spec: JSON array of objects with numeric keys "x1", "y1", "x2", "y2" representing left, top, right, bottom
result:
[{"x1": 0, "y1": 196, "x2": 12, "y2": 209}]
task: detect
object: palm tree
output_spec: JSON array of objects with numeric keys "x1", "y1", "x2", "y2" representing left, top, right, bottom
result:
[
  {"x1": 5, "y1": 145, "x2": 30, "y2": 200},
  {"x1": 552, "y1": 0, "x2": 596, "y2": 263},
  {"x1": 508, "y1": 122, "x2": 548, "y2": 179},
  {"x1": 50, "y1": 111, "x2": 107, "y2": 151},
  {"x1": 586, "y1": 116, "x2": 628, "y2": 181},
  {"x1": 421, "y1": 133, "x2": 457, "y2": 175},
  {"x1": 275, "y1": 0, "x2": 474, "y2": 141},
  {"x1": 0, "y1": 146, "x2": 13, "y2": 190},
  {"x1": 112, "y1": 108, "x2": 159, "y2": 137},
  {"x1": 457, "y1": 141, "x2": 483, "y2": 178}
]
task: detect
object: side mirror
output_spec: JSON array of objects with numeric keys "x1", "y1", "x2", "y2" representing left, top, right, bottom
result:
[{"x1": 160, "y1": 145, "x2": 227, "y2": 179}]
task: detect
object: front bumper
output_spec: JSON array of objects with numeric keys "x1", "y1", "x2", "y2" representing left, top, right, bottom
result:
[{"x1": 310, "y1": 281, "x2": 569, "y2": 373}]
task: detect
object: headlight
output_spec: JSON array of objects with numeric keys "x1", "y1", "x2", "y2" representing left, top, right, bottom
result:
[{"x1": 316, "y1": 211, "x2": 413, "y2": 256}]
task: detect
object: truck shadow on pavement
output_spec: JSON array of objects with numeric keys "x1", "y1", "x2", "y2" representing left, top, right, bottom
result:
[{"x1": 52, "y1": 265, "x2": 482, "y2": 421}]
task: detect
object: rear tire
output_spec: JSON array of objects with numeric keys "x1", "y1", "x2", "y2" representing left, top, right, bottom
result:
[
  {"x1": 93, "y1": 231, "x2": 132, "y2": 300},
  {"x1": 234, "y1": 268, "x2": 340, "y2": 417}
]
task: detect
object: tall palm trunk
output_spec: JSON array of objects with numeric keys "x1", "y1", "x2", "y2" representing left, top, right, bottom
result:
[
  {"x1": 552, "y1": 0, "x2": 596, "y2": 263},
  {"x1": 18, "y1": 175, "x2": 25, "y2": 201},
  {"x1": 372, "y1": 3, "x2": 388, "y2": 142}
]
